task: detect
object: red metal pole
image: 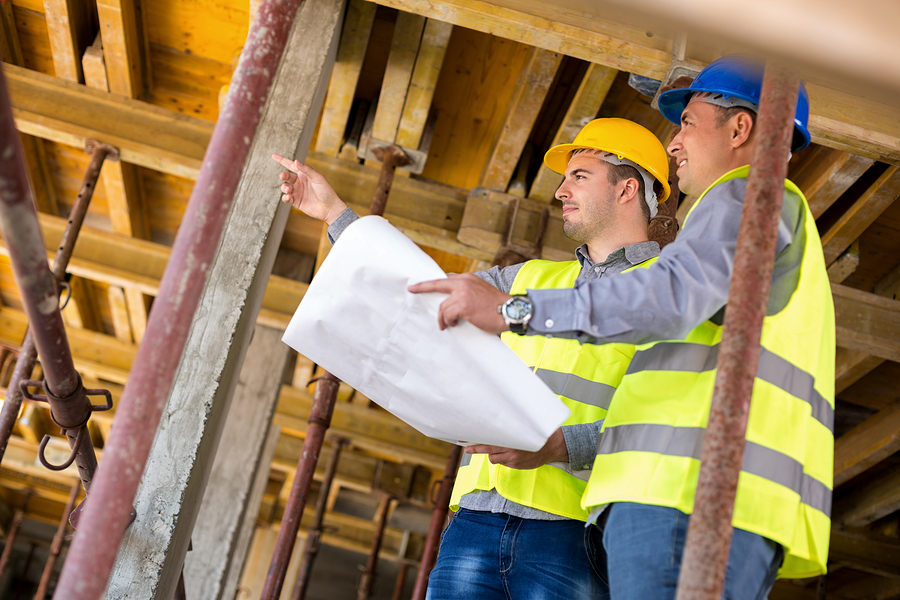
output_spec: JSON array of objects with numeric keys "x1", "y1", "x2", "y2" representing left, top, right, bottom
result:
[
  {"x1": 51, "y1": 0, "x2": 306, "y2": 596},
  {"x1": 411, "y1": 446, "x2": 462, "y2": 600},
  {"x1": 0, "y1": 508, "x2": 25, "y2": 577},
  {"x1": 391, "y1": 562, "x2": 410, "y2": 600},
  {"x1": 34, "y1": 481, "x2": 80, "y2": 600},
  {"x1": 262, "y1": 371, "x2": 340, "y2": 600},
  {"x1": 291, "y1": 437, "x2": 347, "y2": 600},
  {"x1": 357, "y1": 495, "x2": 393, "y2": 600},
  {"x1": 674, "y1": 66, "x2": 800, "y2": 600},
  {"x1": 263, "y1": 145, "x2": 410, "y2": 599}
]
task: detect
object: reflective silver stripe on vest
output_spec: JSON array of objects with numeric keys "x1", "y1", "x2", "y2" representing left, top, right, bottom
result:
[
  {"x1": 532, "y1": 368, "x2": 617, "y2": 410},
  {"x1": 625, "y1": 343, "x2": 834, "y2": 432},
  {"x1": 460, "y1": 452, "x2": 472, "y2": 468},
  {"x1": 595, "y1": 423, "x2": 832, "y2": 516}
]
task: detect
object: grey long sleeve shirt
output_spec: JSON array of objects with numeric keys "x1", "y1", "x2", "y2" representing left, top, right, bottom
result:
[{"x1": 328, "y1": 207, "x2": 661, "y2": 520}]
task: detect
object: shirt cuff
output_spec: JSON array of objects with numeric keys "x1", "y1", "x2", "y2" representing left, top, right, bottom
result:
[
  {"x1": 561, "y1": 421, "x2": 602, "y2": 471},
  {"x1": 327, "y1": 207, "x2": 359, "y2": 244},
  {"x1": 527, "y1": 288, "x2": 583, "y2": 335}
]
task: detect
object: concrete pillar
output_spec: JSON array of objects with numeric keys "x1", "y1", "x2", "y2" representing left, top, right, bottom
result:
[{"x1": 104, "y1": 0, "x2": 345, "y2": 597}]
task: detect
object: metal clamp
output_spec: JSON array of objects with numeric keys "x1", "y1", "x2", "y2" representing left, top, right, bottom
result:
[{"x1": 38, "y1": 426, "x2": 86, "y2": 471}]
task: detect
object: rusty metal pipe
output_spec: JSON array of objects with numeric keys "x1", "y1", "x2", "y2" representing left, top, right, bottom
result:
[
  {"x1": 0, "y1": 508, "x2": 25, "y2": 578},
  {"x1": 53, "y1": 0, "x2": 306, "y2": 596},
  {"x1": 392, "y1": 562, "x2": 410, "y2": 600},
  {"x1": 674, "y1": 66, "x2": 800, "y2": 600},
  {"x1": 34, "y1": 481, "x2": 79, "y2": 600},
  {"x1": 262, "y1": 371, "x2": 340, "y2": 600},
  {"x1": 0, "y1": 71, "x2": 109, "y2": 501},
  {"x1": 263, "y1": 144, "x2": 409, "y2": 599},
  {"x1": 411, "y1": 445, "x2": 462, "y2": 600},
  {"x1": 292, "y1": 437, "x2": 347, "y2": 600},
  {"x1": 357, "y1": 495, "x2": 393, "y2": 600}
]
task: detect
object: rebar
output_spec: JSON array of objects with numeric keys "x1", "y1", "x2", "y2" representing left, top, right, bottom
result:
[
  {"x1": 0, "y1": 508, "x2": 25, "y2": 577},
  {"x1": 357, "y1": 495, "x2": 393, "y2": 600},
  {"x1": 52, "y1": 0, "x2": 307, "y2": 596},
  {"x1": 673, "y1": 65, "x2": 800, "y2": 600},
  {"x1": 34, "y1": 481, "x2": 79, "y2": 599}
]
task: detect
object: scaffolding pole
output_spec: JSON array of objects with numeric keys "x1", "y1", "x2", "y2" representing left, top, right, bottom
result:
[
  {"x1": 674, "y1": 65, "x2": 800, "y2": 600},
  {"x1": 49, "y1": 0, "x2": 306, "y2": 596},
  {"x1": 34, "y1": 481, "x2": 79, "y2": 600},
  {"x1": 411, "y1": 446, "x2": 462, "y2": 600},
  {"x1": 357, "y1": 495, "x2": 393, "y2": 600},
  {"x1": 261, "y1": 145, "x2": 411, "y2": 600}
]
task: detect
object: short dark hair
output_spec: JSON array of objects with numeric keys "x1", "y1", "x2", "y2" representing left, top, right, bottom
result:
[
  {"x1": 713, "y1": 105, "x2": 757, "y2": 129},
  {"x1": 606, "y1": 163, "x2": 651, "y2": 224}
]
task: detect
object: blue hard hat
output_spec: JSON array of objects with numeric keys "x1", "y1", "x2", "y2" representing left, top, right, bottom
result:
[{"x1": 657, "y1": 55, "x2": 811, "y2": 151}]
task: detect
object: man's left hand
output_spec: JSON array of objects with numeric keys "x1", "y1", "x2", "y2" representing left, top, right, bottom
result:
[
  {"x1": 408, "y1": 273, "x2": 510, "y2": 333},
  {"x1": 464, "y1": 429, "x2": 568, "y2": 470}
]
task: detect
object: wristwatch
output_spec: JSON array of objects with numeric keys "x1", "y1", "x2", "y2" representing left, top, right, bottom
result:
[{"x1": 498, "y1": 294, "x2": 533, "y2": 335}]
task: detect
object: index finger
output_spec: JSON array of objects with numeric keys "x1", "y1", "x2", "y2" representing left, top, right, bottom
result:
[
  {"x1": 464, "y1": 444, "x2": 503, "y2": 455},
  {"x1": 408, "y1": 278, "x2": 453, "y2": 294},
  {"x1": 271, "y1": 153, "x2": 299, "y2": 171}
]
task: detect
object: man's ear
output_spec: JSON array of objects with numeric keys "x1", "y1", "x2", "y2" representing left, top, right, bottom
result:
[
  {"x1": 619, "y1": 177, "x2": 640, "y2": 204},
  {"x1": 730, "y1": 111, "x2": 754, "y2": 149}
]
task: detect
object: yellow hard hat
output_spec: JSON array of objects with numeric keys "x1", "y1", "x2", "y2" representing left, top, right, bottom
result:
[{"x1": 543, "y1": 118, "x2": 671, "y2": 203}]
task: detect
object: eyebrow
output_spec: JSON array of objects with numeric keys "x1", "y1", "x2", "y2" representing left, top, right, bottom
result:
[{"x1": 568, "y1": 168, "x2": 593, "y2": 177}]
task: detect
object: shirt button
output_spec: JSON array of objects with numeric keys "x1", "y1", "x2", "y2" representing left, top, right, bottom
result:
[
  {"x1": 545, "y1": 319, "x2": 555, "y2": 328},
  {"x1": 593, "y1": 265, "x2": 600, "y2": 271}
]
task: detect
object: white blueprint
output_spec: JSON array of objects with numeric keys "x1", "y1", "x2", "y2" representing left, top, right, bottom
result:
[{"x1": 282, "y1": 216, "x2": 569, "y2": 451}]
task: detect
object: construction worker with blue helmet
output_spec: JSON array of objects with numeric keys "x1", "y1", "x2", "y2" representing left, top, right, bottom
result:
[{"x1": 410, "y1": 54, "x2": 834, "y2": 600}]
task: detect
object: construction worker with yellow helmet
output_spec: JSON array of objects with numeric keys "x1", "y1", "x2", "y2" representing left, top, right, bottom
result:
[
  {"x1": 274, "y1": 117, "x2": 670, "y2": 600},
  {"x1": 411, "y1": 54, "x2": 833, "y2": 600}
]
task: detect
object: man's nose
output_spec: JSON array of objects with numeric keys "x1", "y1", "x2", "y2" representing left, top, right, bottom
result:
[
  {"x1": 555, "y1": 182, "x2": 569, "y2": 201},
  {"x1": 667, "y1": 131, "x2": 683, "y2": 156}
]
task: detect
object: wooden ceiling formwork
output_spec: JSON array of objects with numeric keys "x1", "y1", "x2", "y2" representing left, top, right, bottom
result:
[{"x1": 0, "y1": 0, "x2": 900, "y2": 598}]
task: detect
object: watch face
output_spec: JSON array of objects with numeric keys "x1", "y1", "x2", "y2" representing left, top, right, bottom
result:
[{"x1": 505, "y1": 297, "x2": 531, "y2": 320}]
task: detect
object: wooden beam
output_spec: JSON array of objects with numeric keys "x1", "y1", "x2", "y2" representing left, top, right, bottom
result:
[
  {"x1": 43, "y1": 0, "x2": 94, "y2": 83},
  {"x1": 874, "y1": 263, "x2": 900, "y2": 300},
  {"x1": 478, "y1": 47, "x2": 562, "y2": 192},
  {"x1": 823, "y1": 166, "x2": 900, "y2": 264},
  {"x1": 106, "y1": 284, "x2": 133, "y2": 343},
  {"x1": 371, "y1": 0, "x2": 900, "y2": 165},
  {"x1": 7, "y1": 63, "x2": 212, "y2": 179},
  {"x1": 832, "y1": 283, "x2": 900, "y2": 364},
  {"x1": 395, "y1": 18, "x2": 453, "y2": 150},
  {"x1": 96, "y1": 0, "x2": 145, "y2": 98},
  {"x1": 829, "y1": 527, "x2": 900, "y2": 578},
  {"x1": 529, "y1": 62, "x2": 618, "y2": 202},
  {"x1": 790, "y1": 148, "x2": 874, "y2": 219},
  {"x1": 314, "y1": 0, "x2": 376, "y2": 156},
  {"x1": 371, "y1": 12, "x2": 427, "y2": 145},
  {"x1": 827, "y1": 239, "x2": 859, "y2": 284},
  {"x1": 834, "y1": 401, "x2": 900, "y2": 486},
  {"x1": 82, "y1": 32, "x2": 109, "y2": 91},
  {"x1": 0, "y1": 0, "x2": 24, "y2": 66},
  {"x1": 835, "y1": 348, "x2": 884, "y2": 396},
  {"x1": 835, "y1": 466, "x2": 900, "y2": 528},
  {"x1": 61, "y1": 275, "x2": 102, "y2": 332}
]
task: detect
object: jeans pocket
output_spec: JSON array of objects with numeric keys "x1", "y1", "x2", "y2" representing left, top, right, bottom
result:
[{"x1": 584, "y1": 524, "x2": 607, "y2": 582}]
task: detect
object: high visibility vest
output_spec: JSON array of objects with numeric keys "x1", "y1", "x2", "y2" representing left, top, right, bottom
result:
[
  {"x1": 583, "y1": 166, "x2": 835, "y2": 578},
  {"x1": 451, "y1": 257, "x2": 654, "y2": 520}
]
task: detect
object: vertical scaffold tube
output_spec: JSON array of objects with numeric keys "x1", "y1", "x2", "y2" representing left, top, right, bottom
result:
[{"x1": 674, "y1": 65, "x2": 800, "y2": 600}]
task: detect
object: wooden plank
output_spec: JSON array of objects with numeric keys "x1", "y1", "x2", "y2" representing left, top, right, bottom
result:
[
  {"x1": 0, "y1": 0, "x2": 24, "y2": 66},
  {"x1": 832, "y1": 283, "x2": 900, "y2": 364},
  {"x1": 835, "y1": 348, "x2": 884, "y2": 395},
  {"x1": 395, "y1": 18, "x2": 452, "y2": 150},
  {"x1": 834, "y1": 402, "x2": 900, "y2": 486},
  {"x1": 371, "y1": 11, "x2": 427, "y2": 145},
  {"x1": 313, "y1": 0, "x2": 376, "y2": 156},
  {"x1": 874, "y1": 263, "x2": 900, "y2": 300},
  {"x1": 827, "y1": 240, "x2": 859, "y2": 284},
  {"x1": 124, "y1": 287, "x2": 148, "y2": 344},
  {"x1": 20, "y1": 134, "x2": 60, "y2": 215},
  {"x1": 836, "y1": 467, "x2": 900, "y2": 527},
  {"x1": 807, "y1": 154, "x2": 875, "y2": 219},
  {"x1": 106, "y1": 284, "x2": 133, "y2": 342},
  {"x1": 7, "y1": 63, "x2": 213, "y2": 179},
  {"x1": 43, "y1": 0, "x2": 88, "y2": 82},
  {"x1": 62, "y1": 274, "x2": 102, "y2": 331},
  {"x1": 81, "y1": 32, "x2": 108, "y2": 91},
  {"x1": 529, "y1": 62, "x2": 618, "y2": 202},
  {"x1": 478, "y1": 47, "x2": 562, "y2": 191},
  {"x1": 96, "y1": 0, "x2": 145, "y2": 98},
  {"x1": 829, "y1": 527, "x2": 900, "y2": 578},
  {"x1": 823, "y1": 166, "x2": 900, "y2": 264},
  {"x1": 103, "y1": 160, "x2": 149, "y2": 239}
]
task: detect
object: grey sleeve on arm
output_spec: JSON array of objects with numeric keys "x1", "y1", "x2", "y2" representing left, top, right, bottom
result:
[
  {"x1": 472, "y1": 264, "x2": 524, "y2": 294},
  {"x1": 527, "y1": 178, "x2": 795, "y2": 345},
  {"x1": 561, "y1": 421, "x2": 603, "y2": 471},
  {"x1": 327, "y1": 207, "x2": 360, "y2": 243}
]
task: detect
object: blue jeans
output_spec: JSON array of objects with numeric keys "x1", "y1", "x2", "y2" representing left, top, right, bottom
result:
[
  {"x1": 599, "y1": 503, "x2": 784, "y2": 600},
  {"x1": 426, "y1": 508, "x2": 609, "y2": 600}
]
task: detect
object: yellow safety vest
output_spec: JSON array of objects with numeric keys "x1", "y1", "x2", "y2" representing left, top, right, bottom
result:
[
  {"x1": 451, "y1": 257, "x2": 653, "y2": 520},
  {"x1": 583, "y1": 166, "x2": 835, "y2": 578}
]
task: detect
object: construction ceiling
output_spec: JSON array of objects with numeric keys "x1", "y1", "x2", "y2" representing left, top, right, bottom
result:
[{"x1": 1, "y1": 0, "x2": 900, "y2": 598}]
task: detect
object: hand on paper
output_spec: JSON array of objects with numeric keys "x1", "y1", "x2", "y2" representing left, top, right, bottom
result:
[
  {"x1": 408, "y1": 274, "x2": 509, "y2": 333},
  {"x1": 271, "y1": 154, "x2": 347, "y2": 225},
  {"x1": 465, "y1": 428, "x2": 568, "y2": 470}
]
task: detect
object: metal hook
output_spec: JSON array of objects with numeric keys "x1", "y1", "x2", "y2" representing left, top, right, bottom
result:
[
  {"x1": 58, "y1": 280, "x2": 73, "y2": 311},
  {"x1": 38, "y1": 427, "x2": 85, "y2": 471}
]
